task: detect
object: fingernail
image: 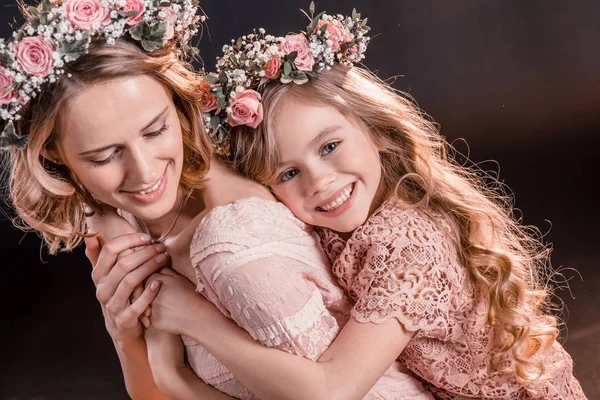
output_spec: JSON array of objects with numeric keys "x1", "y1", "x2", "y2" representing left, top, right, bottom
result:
[
  {"x1": 155, "y1": 252, "x2": 167, "y2": 264},
  {"x1": 141, "y1": 234, "x2": 150, "y2": 242},
  {"x1": 150, "y1": 280, "x2": 161, "y2": 290},
  {"x1": 155, "y1": 243, "x2": 166, "y2": 252}
]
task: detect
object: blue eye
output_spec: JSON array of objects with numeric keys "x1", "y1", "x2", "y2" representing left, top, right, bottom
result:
[
  {"x1": 279, "y1": 169, "x2": 299, "y2": 183},
  {"x1": 322, "y1": 141, "x2": 339, "y2": 155}
]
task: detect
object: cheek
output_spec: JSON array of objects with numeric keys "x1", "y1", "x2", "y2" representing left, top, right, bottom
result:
[
  {"x1": 75, "y1": 166, "x2": 122, "y2": 196},
  {"x1": 273, "y1": 185, "x2": 302, "y2": 209}
]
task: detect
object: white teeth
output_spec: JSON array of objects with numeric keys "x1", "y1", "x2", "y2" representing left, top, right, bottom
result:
[
  {"x1": 136, "y1": 178, "x2": 161, "y2": 195},
  {"x1": 319, "y1": 186, "x2": 353, "y2": 212}
]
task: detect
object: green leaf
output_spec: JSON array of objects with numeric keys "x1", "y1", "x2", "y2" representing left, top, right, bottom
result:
[
  {"x1": 352, "y1": 8, "x2": 357, "y2": 19},
  {"x1": 0, "y1": 121, "x2": 28, "y2": 151},
  {"x1": 284, "y1": 51, "x2": 297, "y2": 63},
  {"x1": 280, "y1": 75, "x2": 293, "y2": 84},
  {"x1": 217, "y1": 70, "x2": 226, "y2": 82},
  {"x1": 306, "y1": 71, "x2": 317, "y2": 77},
  {"x1": 39, "y1": 13, "x2": 47, "y2": 25},
  {"x1": 253, "y1": 64, "x2": 262, "y2": 73},
  {"x1": 236, "y1": 37, "x2": 243, "y2": 50},
  {"x1": 0, "y1": 50, "x2": 13, "y2": 66},
  {"x1": 292, "y1": 71, "x2": 308, "y2": 84},
  {"x1": 130, "y1": 21, "x2": 168, "y2": 52},
  {"x1": 58, "y1": 32, "x2": 91, "y2": 62},
  {"x1": 217, "y1": 96, "x2": 227, "y2": 108},
  {"x1": 319, "y1": 23, "x2": 328, "y2": 36},
  {"x1": 309, "y1": 1, "x2": 315, "y2": 15},
  {"x1": 203, "y1": 75, "x2": 220, "y2": 84},
  {"x1": 283, "y1": 61, "x2": 292, "y2": 76},
  {"x1": 210, "y1": 115, "x2": 220, "y2": 131},
  {"x1": 361, "y1": 18, "x2": 368, "y2": 28},
  {"x1": 28, "y1": 6, "x2": 40, "y2": 18},
  {"x1": 240, "y1": 52, "x2": 248, "y2": 61},
  {"x1": 41, "y1": 0, "x2": 53, "y2": 12},
  {"x1": 129, "y1": 22, "x2": 145, "y2": 41},
  {"x1": 310, "y1": 11, "x2": 326, "y2": 31}
]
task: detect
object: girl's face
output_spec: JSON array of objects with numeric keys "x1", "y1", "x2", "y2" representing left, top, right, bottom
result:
[
  {"x1": 270, "y1": 98, "x2": 384, "y2": 234},
  {"x1": 52, "y1": 75, "x2": 184, "y2": 221}
]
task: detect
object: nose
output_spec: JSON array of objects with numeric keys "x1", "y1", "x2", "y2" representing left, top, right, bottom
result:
[
  {"x1": 304, "y1": 164, "x2": 335, "y2": 197},
  {"x1": 125, "y1": 146, "x2": 157, "y2": 185}
]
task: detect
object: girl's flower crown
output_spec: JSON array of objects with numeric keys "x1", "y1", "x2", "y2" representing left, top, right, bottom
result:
[
  {"x1": 0, "y1": 0, "x2": 203, "y2": 151},
  {"x1": 201, "y1": 2, "x2": 371, "y2": 156}
]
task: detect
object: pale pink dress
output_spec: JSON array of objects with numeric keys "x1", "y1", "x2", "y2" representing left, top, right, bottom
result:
[
  {"x1": 182, "y1": 197, "x2": 433, "y2": 399},
  {"x1": 317, "y1": 198, "x2": 587, "y2": 400}
]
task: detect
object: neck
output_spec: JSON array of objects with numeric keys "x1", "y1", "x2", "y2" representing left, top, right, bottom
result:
[{"x1": 138, "y1": 186, "x2": 204, "y2": 240}]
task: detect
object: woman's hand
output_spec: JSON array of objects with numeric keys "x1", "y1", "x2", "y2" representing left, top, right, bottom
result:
[
  {"x1": 86, "y1": 233, "x2": 169, "y2": 343},
  {"x1": 147, "y1": 268, "x2": 209, "y2": 336}
]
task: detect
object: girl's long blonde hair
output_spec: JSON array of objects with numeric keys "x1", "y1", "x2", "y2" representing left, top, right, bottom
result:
[
  {"x1": 3, "y1": 38, "x2": 212, "y2": 254},
  {"x1": 229, "y1": 64, "x2": 558, "y2": 382}
]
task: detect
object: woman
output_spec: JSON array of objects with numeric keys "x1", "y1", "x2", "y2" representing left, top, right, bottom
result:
[{"x1": 1, "y1": 1, "x2": 429, "y2": 398}]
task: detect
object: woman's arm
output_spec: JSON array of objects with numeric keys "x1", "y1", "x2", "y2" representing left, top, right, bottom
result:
[
  {"x1": 85, "y1": 235, "x2": 171, "y2": 400},
  {"x1": 144, "y1": 325, "x2": 235, "y2": 400},
  {"x1": 148, "y1": 268, "x2": 415, "y2": 400}
]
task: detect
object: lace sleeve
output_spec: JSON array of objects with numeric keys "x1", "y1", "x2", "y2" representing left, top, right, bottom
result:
[{"x1": 350, "y1": 210, "x2": 466, "y2": 340}]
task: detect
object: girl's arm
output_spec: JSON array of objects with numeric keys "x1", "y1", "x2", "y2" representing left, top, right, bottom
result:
[{"x1": 148, "y1": 268, "x2": 415, "y2": 400}]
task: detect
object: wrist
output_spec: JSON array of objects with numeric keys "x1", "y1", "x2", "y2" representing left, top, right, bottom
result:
[{"x1": 182, "y1": 297, "x2": 227, "y2": 345}]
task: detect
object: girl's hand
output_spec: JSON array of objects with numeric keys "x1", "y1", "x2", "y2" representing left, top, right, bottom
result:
[
  {"x1": 147, "y1": 268, "x2": 207, "y2": 336},
  {"x1": 145, "y1": 326, "x2": 187, "y2": 395},
  {"x1": 86, "y1": 233, "x2": 168, "y2": 343}
]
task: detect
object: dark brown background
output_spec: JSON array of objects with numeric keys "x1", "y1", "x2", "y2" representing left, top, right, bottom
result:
[{"x1": 1, "y1": 0, "x2": 598, "y2": 398}]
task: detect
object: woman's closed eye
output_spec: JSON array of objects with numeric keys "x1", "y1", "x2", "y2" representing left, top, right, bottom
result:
[{"x1": 91, "y1": 123, "x2": 169, "y2": 166}]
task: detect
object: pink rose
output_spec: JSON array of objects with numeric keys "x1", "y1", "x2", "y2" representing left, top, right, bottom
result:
[
  {"x1": 122, "y1": 0, "x2": 145, "y2": 26},
  {"x1": 262, "y1": 56, "x2": 281, "y2": 79},
  {"x1": 199, "y1": 79, "x2": 218, "y2": 112},
  {"x1": 314, "y1": 19, "x2": 352, "y2": 52},
  {"x1": 13, "y1": 36, "x2": 55, "y2": 77},
  {"x1": 159, "y1": 6, "x2": 178, "y2": 40},
  {"x1": 0, "y1": 67, "x2": 15, "y2": 105},
  {"x1": 63, "y1": 0, "x2": 111, "y2": 31},
  {"x1": 282, "y1": 33, "x2": 314, "y2": 72},
  {"x1": 227, "y1": 90, "x2": 263, "y2": 129}
]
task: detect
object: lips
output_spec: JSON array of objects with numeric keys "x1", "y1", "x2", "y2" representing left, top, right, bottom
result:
[
  {"x1": 316, "y1": 183, "x2": 355, "y2": 212},
  {"x1": 121, "y1": 165, "x2": 169, "y2": 204}
]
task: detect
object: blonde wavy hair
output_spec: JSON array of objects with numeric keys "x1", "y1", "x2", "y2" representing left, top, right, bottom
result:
[
  {"x1": 229, "y1": 64, "x2": 558, "y2": 383},
  {"x1": 3, "y1": 38, "x2": 212, "y2": 254}
]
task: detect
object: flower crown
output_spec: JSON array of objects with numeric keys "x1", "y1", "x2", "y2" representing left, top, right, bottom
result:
[
  {"x1": 0, "y1": 0, "x2": 203, "y2": 151},
  {"x1": 200, "y1": 3, "x2": 370, "y2": 156}
]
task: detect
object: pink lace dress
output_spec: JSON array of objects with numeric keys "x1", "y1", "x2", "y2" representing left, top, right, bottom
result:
[
  {"x1": 317, "y1": 198, "x2": 587, "y2": 400},
  {"x1": 184, "y1": 197, "x2": 433, "y2": 399}
]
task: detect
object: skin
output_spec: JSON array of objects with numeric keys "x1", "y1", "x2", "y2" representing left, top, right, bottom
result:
[{"x1": 140, "y1": 97, "x2": 419, "y2": 400}]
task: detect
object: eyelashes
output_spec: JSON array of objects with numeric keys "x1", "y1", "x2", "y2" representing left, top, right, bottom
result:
[{"x1": 91, "y1": 123, "x2": 169, "y2": 167}]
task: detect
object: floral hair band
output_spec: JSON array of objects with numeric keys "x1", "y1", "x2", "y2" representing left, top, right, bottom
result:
[
  {"x1": 200, "y1": 2, "x2": 371, "y2": 156},
  {"x1": 0, "y1": 0, "x2": 203, "y2": 151}
]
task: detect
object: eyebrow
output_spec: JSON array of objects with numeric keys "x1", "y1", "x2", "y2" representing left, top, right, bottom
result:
[
  {"x1": 275, "y1": 125, "x2": 342, "y2": 170},
  {"x1": 77, "y1": 106, "x2": 169, "y2": 156}
]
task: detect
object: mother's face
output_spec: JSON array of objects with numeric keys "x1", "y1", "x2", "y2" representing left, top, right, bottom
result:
[{"x1": 51, "y1": 75, "x2": 184, "y2": 221}]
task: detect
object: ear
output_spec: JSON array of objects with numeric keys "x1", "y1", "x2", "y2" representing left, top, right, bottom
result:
[{"x1": 40, "y1": 146, "x2": 64, "y2": 165}]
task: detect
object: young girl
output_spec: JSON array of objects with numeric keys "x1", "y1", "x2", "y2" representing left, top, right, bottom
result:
[{"x1": 144, "y1": 6, "x2": 587, "y2": 400}]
